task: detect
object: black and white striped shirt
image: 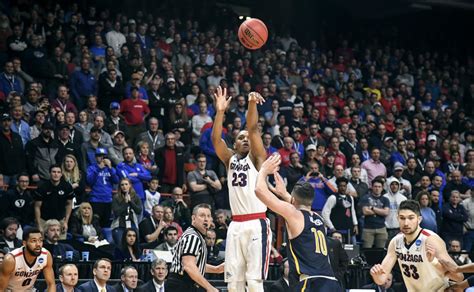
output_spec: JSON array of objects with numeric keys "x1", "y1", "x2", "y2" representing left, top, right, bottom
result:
[{"x1": 170, "y1": 225, "x2": 207, "y2": 278}]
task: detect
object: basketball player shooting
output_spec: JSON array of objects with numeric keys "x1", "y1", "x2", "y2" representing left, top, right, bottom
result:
[
  {"x1": 211, "y1": 86, "x2": 272, "y2": 292},
  {"x1": 0, "y1": 228, "x2": 56, "y2": 292},
  {"x1": 370, "y1": 200, "x2": 463, "y2": 292}
]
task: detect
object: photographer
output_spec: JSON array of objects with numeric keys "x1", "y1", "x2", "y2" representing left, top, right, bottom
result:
[
  {"x1": 187, "y1": 154, "x2": 222, "y2": 210},
  {"x1": 297, "y1": 161, "x2": 337, "y2": 212},
  {"x1": 280, "y1": 152, "x2": 307, "y2": 192}
]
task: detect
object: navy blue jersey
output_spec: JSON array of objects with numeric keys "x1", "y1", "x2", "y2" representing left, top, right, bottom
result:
[{"x1": 287, "y1": 210, "x2": 335, "y2": 279}]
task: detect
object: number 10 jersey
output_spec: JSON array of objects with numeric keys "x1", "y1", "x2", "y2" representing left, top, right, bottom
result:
[
  {"x1": 227, "y1": 154, "x2": 267, "y2": 216},
  {"x1": 393, "y1": 229, "x2": 448, "y2": 292}
]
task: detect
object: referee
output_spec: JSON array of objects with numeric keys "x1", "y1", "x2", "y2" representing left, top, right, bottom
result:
[{"x1": 166, "y1": 204, "x2": 224, "y2": 292}]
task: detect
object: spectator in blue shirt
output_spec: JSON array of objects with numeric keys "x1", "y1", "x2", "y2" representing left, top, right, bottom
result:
[
  {"x1": 199, "y1": 125, "x2": 224, "y2": 171},
  {"x1": 441, "y1": 190, "x2": 468, "y2": 246},
  {"x1": 9, "y1": 105, "x2": 30, "y2": 146},
  {"x1": 69, "y1": 58, "x2": 97, "y2": 110},
  {"x1": 390, "y1": 139, "x2": 409, "y2": 167},
  {"x1": 0, "y1": 61, "x2": 23, "y2": 96},
  {"x1": 117, "y1": 146, "x2": 152, "y2": 203},
  {"x1": 297, "y1": 161, "x2": 337, "y2": 212},
  {"x1": 125, "y1": 72, "x2": 149, "y2": 101},
  {"x1": 263, "y1": 132, "x2": 277, "y2": 157},
  {"x1": 86, "y1": 147, "x2": 119, "y2": 227}
]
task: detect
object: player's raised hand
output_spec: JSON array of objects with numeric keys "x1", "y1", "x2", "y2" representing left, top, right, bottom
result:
[
  {"x1": 274, "y1": 172, "x2": 287, "y2": 198},
  {"x1": 214, "y1": 86, "x2": 232, "y2": 112},
  {"x1": 248, "y1": 91, "x2": 265, "y2": 105},
  {"x1": 260, "y1": 154, "x2": 281, "y2": 175}
]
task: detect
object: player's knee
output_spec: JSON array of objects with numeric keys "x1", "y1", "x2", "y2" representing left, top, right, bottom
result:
[
  {"x1": 247, "y1": 279, "x2": 264, "y2": 292},
  {"x1": 228, "y1": 281, "x2": 245, "y2": 292}
]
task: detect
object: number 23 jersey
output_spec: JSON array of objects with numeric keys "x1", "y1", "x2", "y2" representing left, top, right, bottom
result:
[
  {"x1": 227, "y1": 154, "x2": 267, "y2": 215},
  {"x1": 394, "y1": 229, "x2": 448, "y2": 292},
  {"x1": 7, "y1": 247, "x2": 49, "y2": 292}
]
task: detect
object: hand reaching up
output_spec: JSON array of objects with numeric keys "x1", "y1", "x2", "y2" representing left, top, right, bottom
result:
[
  {"x1": 214, "y1": 86, "x2": 232, "y2": 112},
  {"x1": 248, "y1": 92, "x2": 265, "y2": 105},
  {"x1": 274, "y1": 172, "x2": 287, "y2": 199},
  {"x1": 260, "y1": 154, "x2": 281, "y2": 176}
]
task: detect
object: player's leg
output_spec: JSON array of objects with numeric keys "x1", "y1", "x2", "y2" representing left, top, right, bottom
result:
[
  {"x1": 228, "y1": 281, "x2": 246, "y2": 292},
  {"x1": 245, "y1": 218, "x2": 272, "y2": 292},
  {"x1": 247, "y1": 279, "x2": 264, "y2": 292},
  {"x1": 226, "y1": 221, "x2": 246, "y2": 290}
]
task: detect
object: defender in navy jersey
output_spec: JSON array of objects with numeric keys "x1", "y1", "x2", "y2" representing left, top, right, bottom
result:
[{"x1": 256, "y1": 155, "x2": 343, "y2": 292}]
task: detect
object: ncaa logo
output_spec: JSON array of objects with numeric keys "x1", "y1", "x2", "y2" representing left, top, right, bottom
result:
[
  {"x1": 415, "y1": 239, "x2": 421, "y2": 246},
  {"x1": 58, "y1": 190, "x2": 64, "y2": 195},
  {"x1": 38, "y1": 258, "x2": 44, "y2": 264}
]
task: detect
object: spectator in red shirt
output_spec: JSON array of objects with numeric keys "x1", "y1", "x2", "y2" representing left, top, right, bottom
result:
[
  {"x1": 327, "y1": 136, "x2": 347, "y2": 168},
  {"x1": 380, "y1": 87, "x2": 400, "y2": 114},
  {"x1": 338, "y1": 106, "x2": 352, "y2": 125},
  {"x1": 155, "y1": 132, "x2": 186, "y2": 194},
  {"x1": 120, "y1": 86, "x2": 150, "y2": 146},
  {"x1": 278, "y1": 137, "x2": 295, "y2": 167}
]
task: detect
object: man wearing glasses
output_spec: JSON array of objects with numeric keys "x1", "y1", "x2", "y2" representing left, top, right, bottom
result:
[
  {"x1": 1, "y1": 174, "x2": 34, "y2": 232},
  {"x1": 187, "y1": 154, "x2": 222, "y2": 210}
]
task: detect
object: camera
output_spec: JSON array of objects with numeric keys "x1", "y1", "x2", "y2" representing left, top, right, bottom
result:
[{"x1": 311, "y1": 172, "x2": 320, "y2": 177}]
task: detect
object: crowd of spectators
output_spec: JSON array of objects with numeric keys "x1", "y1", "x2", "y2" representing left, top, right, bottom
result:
[{"x1": 0, "y1": 0, "x2": 473, "y2": 288}]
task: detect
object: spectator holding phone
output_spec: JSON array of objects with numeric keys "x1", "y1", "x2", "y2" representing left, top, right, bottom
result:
[
  {"x1": 280, "y1": 152, "x2": 307, "y2": 192},
  {"x1": 297, "y1": 161, "x2": 337, "y2": 212}
]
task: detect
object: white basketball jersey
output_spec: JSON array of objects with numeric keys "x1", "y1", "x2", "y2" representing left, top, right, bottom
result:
[
  {"x1": 7, "y1": 247, "x2": 49, "y2": 292},
  {"x1": 227, "y1": 154, "x2": 267, "y2": 215},
  {"x1": 393, "y1": 229, "x2": 448, "y2": 292}
]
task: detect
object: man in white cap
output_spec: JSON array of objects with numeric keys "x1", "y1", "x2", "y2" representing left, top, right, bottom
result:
[
  {"x1": 388, "y1": 162, "x2": 412, "y2": 198},
  {"x1": 108, "y1": 130, "x2": 127, "y2": 166},
  {"x1": 427, "y1": 134, "x2": 438, "y2": 151}
]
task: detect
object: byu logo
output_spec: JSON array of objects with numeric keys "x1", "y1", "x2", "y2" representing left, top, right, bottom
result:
[{"x1": 15, "y1": 199, "x2": 25, "y2": 208}]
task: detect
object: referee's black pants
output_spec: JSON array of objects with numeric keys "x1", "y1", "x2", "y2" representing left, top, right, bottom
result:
[{"x1": 165, "y1": 273, "x2": 205, "y2": 292}]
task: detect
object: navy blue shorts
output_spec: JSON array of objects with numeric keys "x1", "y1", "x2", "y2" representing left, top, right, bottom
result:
[{"x1": 293, "y1": 277, "x2": 343, "y2": 292}]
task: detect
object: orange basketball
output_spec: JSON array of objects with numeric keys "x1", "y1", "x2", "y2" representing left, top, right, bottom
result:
[{"x1": 238, "y1": 18, "x2": 268, "y2": 50}]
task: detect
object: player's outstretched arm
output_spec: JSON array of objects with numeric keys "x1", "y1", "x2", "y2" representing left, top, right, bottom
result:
[
  {"x1": 247, "y1": 92, "x2": 267, "y2": 169},
  {"x1": 427, "y1": 235, "x2": 464, "y2": 282},
  {"x1": 0, "y1": 254, "x2": 15, "y2": 291},
  {"x1": 255, "y1": 154, "x2": 299, "y2": 221},
  {"x1": 447, "y1": 276, "x2": 474, "y2": 291},
  {"x1": 44, "y1": 252, "x2": 57, "y2": 292},
  {"x1": 211, "y1": 86, "x2": 233, "y2": 167},
  {"x1": 370, "y1": 239, "x2": 397, "y2": 286}
]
